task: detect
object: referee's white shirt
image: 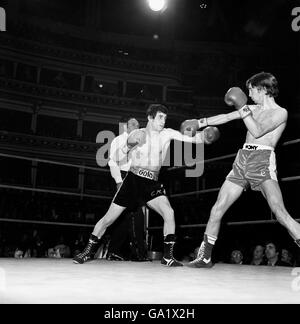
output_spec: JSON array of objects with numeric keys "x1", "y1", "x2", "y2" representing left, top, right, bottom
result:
[{"x1": 108, "y1": 132, "x2": 131, "y2": 184}]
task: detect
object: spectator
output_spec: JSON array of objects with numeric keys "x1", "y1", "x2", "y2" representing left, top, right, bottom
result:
[
  {"x1": 14, "y1": 248, "x2": 24, "y2": 259},
  {"x1": 47, "y1": 247, "x2": 60, "y2": 258},
  {"x1": 250, "y1": 244, "x2": 266, "y2": 265},
  {"x1": 54, "y1": 235, "x2": 71, "y2": 258},
  {"x1": 280, "y1": 248, "x2": 294, "y2": 267},
  {"x1": 230, "y1": 249, "x2": 244, "y2": 264},
  {"x1": 46, "y1": 235, "x2": 71, "y2": 258},
  {"x1": 265, "y1": 241, "x2": 291, "y2": 267}
]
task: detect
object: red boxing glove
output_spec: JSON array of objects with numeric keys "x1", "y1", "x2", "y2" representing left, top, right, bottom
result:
[
  {"x1": 203, "y1": 126, "x2": 220, "y2": 145},
  {"x1": 224, "y1": 87, "x2": 251, "y2": 119}
]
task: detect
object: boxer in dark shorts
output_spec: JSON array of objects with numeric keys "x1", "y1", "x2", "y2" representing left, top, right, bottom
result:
[
  {"x1": 73, "y1": 103, "x2": 219, "y2": 267},
  {"x1": 113, "y1": 167, "x2": 167, "y2": 210}
]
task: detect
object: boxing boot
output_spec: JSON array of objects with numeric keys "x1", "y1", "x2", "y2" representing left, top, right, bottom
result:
[
  {"x1": 161, "y1": 234, "x2": 183, "y2": 267},
  {"x1": 188, "y1": 234, "x2": 215, "y2": 268},
  {"x1": 73, "y1": 234, "x2": 99, "y2": 264}
]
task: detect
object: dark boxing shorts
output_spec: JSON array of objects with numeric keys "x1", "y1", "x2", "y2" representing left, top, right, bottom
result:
[
  {"x1": 113, "y1": 167, "x2": 167, "y2": 209},
  {"x1": 226, "y1": 143, "x2": 277, "y2": 191}
]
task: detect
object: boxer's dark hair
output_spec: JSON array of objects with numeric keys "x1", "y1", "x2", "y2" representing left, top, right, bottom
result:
[
  {"x1": 246, "y1": 72, "x2": 279, "y2": 98},
  {"x1": 147, "y1": 104, "x2": 168, "y2": 119}
]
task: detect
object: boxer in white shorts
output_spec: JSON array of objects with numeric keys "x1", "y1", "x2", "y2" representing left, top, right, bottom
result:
[{"x1": 180, "y1": 72, "x2": 300, "y2": 268}]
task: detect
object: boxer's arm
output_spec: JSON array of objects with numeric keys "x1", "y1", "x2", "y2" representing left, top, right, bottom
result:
[
  {"x1": 110, "y1": 133, "x2": 131, "y2": 163},
  {"x1": 168, "y1": 128, "x2": 204, "y2": 143},
  {"x1": 115, "y1": 143, "x2": 130, "y2": 162},
  {"x1": 108, "y1": 137, "x2": 124, "y2": 184},
  {"x1": 206, "y1": 105, "x2": 258, "y2": 126},
  {"x1": 206, "y1": 111, "x2": 241, "y2": 126},
  {"x1": 242, "y1": 108, "x2": 287, "y2": 138},
  {"x1": 108, "y1": 160, "x2": 123, "y2": 184}
]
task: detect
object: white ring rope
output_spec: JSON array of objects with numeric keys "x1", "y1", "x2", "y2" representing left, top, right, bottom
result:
[
  {"x1": 148, "y1": 218, "x2": 300, "y2": 230},
  {"x1": 282, "y1": 139, "x2": 300, "y2": 146},
  {"x1": 0, "y1": 184, "x2": 111, "y2": 200},
  {"x1": 169, "y1": 175, "x2": 300, "y2": 199},
  {"x1": 0, "y1": 217, "x2": 94, "y2": 227},
  {"x1": 167, "y1": 138, "x2": 300, "y2": 172},
  {"x1": 0, "y1": 152, "x2": 109, "y2": 172}
]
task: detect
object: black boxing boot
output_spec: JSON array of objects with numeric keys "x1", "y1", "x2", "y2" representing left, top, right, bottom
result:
[
  {"x1": 73, "y1": 234, "x2": 99, "y2": 264},
  {"x1": 188, "y1": 234, "x2": 216, "y2": 268},
  {"x1": 161, "y1": 234, "x2": 183, "y2": 267}
]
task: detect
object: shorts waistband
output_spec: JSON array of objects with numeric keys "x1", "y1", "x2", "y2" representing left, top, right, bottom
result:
[
  {"x1": 243, "y1": 143, "x2": 274, "y2": 151},
  {"x1": 130, "y1": 167, "x2": 159, "y2": 181}
]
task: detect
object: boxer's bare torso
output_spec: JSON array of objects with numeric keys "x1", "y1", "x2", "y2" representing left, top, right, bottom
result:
[{"x1": 245, "y1": 104, "x2": 287, "y2": 148}]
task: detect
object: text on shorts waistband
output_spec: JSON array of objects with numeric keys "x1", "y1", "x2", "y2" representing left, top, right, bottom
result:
[
  {"x1": 243, "y1": 143, "x2": 274, "y2": 151},
  {"x1": 130, "y1": 167, "x2": 159, "y2": 181}
]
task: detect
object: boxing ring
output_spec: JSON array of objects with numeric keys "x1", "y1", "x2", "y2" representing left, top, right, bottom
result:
[
  {"x1": 1, "y1": 259, "x2": 299, "y2": 304},
  {"x1": 0, "y1": 138, "x2": 299, "y2": 304}
]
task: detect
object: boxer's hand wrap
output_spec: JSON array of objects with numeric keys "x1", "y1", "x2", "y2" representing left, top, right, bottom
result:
[
  {"x1": 198, "y1": 118, "x2": 208, "y2": 129},
  {"x1": 238, "y1": 105, "x2": 252, "y2": 119}
]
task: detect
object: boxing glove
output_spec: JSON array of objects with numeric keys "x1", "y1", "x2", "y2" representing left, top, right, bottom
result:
[
  {"x1": 203, "y1": 126, "x2": 220, "y2": 145},
  {"x1": 126, "y1": 129, "x2": 146, "y2": 150},
  {"x1": 224, "y1": 87, "x2": 251, "y2": 119},
  {"x1": 180, "y1": 118, "x2": 208, "y2": 136}
]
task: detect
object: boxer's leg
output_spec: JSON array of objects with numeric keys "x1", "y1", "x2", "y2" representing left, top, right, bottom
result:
[
  {"x1": 261, "y1": 179, "x2": 300, "y2": 246},
  {"x1": 107, "y1": 211, "x2": 132, "y2": 261},
  {"x1": 73, "y1": 203, "x2": 126, "y2": 264},
  {"x1": 189, "y1": 180, "x2": 244, "y2": 268},
  {"x1": 93, "y1": 203, "x2": 127, "y2": 238},
  {"x1": 147, "y1": 196, "x2": 183, "y2": 267},
  {"x1": 206, "y1": 180, "x2": 244, "y2": 237},
  {"x1": 147, "y1": 195, "x2": 175, "y2": 237}
]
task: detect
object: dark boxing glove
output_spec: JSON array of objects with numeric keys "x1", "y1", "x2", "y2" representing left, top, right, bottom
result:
[
  {"x1": 126, "y1": 129, "x2": 146, "y2": 151},
  {"x1": 180, "y1": 118, "x2": 208, "y2": 136},
  {"x1": 203, "y1": 126, "x2": 220, "y2": 145},
  {"x1": 224, "y1": 87, "x2": 251, "y2": 119}
]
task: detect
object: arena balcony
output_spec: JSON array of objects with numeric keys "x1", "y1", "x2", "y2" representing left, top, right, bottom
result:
[
  {"x1": 0, "y1": 130, "x2": 98, "y2": 157},
  {"x1": 0, "y1": 77, "x2": 200, "y2": 121},
  {"x1": 1, "y1": 27, "x2": 180, "y2": 79}
]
